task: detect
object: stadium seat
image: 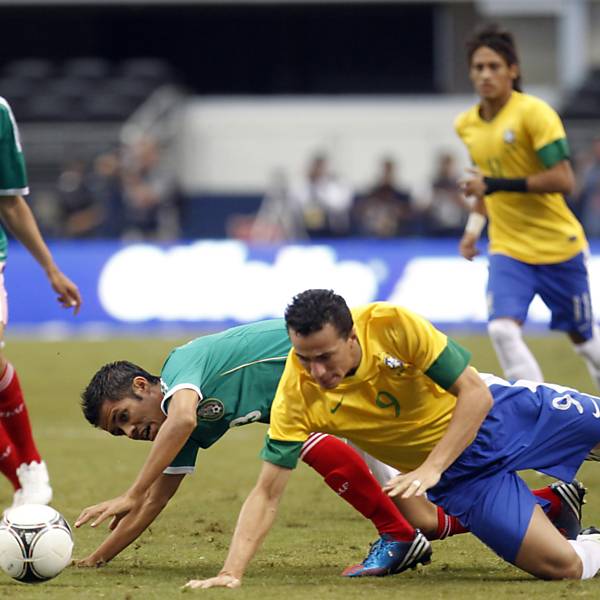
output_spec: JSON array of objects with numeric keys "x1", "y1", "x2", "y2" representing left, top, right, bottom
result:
[
  {"x1": 62, "y1": 57, "x2": 111, "y2": 80},
  {"x1": 21, "y1": 94, "x2": 75, "y2": 122},
  {"x1": 118, "y1": 58, "x2": 173, "y2": 85},
  {"x1": 81, "y1": 93, "x2": 140, "y2": 121},
  {"x1": 2, "y1": 58, "x2": 54, "y2": 81}
]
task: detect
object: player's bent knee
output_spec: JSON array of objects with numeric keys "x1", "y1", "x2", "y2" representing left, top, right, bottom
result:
[{"x1": 516, "y1": 550, "x2": 582, "y2": 580}]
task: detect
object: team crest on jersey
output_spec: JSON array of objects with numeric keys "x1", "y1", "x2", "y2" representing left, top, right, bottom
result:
[
  {"x1": 383, "y1": 355, "x2": 404, "y2": 370},
  {"x1": 503, "y1": 129, "x2": 516, "y2": 144},
  {"x1": 197, "y1": 398, "x2": 225, "y2": 421}
]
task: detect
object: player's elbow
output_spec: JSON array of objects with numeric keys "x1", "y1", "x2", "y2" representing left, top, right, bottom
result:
[{"x1": 559, "y1": 175, "x2": 575, "y2": 196}]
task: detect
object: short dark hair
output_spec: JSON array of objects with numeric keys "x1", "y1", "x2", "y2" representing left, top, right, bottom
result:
[
  {"x1": 466, "y1": 23, "x2": 522, "y2": 92},
  {"x1": 285, "y1": 289, "x2": 354, "y2": 338},
  {"x1": 81, "y1": 361, "x2": 160, "y2": 427}
]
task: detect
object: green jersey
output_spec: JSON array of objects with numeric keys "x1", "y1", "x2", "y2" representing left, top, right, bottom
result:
[
  {"x1": 0, "y1": 97, "x2": 29, "y2": 262},
  {"x1": 160, "y1": 319, "x2": 290, "y2": 474}
]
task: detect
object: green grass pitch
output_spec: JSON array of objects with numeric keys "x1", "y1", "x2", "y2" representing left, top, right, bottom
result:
[{"x1": 0, "y1": 333, "x2": 599, "y2": 598}]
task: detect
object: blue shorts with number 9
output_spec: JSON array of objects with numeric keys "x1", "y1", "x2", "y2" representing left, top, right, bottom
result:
[
  {"x1": 427, "y1": 374, "x2": 600, "y2": 563},
  {"x1": 487, "y1": 252, "x2": 594, "y2": 340}
]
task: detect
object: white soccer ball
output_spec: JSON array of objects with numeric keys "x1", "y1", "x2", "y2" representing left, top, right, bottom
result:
[{"x1": 0, "y1": 504, "x2": 73, "y2": 583}]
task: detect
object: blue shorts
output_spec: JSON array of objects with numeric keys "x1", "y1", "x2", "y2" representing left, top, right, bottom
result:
[
  {"x1": 487, "y1": 252, "x2": 594, "y2": 339},
  {"x1": 427, "y1": 375, "x2": 600, "y2": 563}
]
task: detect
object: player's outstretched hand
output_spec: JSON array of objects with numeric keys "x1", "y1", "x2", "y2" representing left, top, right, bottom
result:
[
  {"x1": 183, "y1": 575, "x2": 241, "y2": 589},
  {"x1": 47, "y1": 268, "x2": 82, "y2": 315},
  {"x1": 459, "y1": 233, "x2": 480, "y2": 261},
  {"x1": 383, "y1": 466, "x2": 441, "y2": 499},
  {"x1": 75, "y1": 494, "x2": 138, "y2": 529}
]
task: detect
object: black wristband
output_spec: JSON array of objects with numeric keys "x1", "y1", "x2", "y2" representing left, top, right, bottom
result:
[{"x1": 483, "y1": 177, "x2": 528, "y2": 194}]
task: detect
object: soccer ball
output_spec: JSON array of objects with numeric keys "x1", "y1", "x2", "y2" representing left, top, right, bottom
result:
[{"x1": 0, "y1": 504, "x2": 73, "y2": 583}]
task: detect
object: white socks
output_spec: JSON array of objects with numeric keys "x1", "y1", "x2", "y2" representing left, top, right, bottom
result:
[
  {"x1": 574, "y1": 327, "x2": 600, "y2": 390},
  {"x1": 569, "y1": 535, "x2": 600, "y2": 579},
  {"x1": 488, "y1": 319, "x2": 543, "y2": 382}
]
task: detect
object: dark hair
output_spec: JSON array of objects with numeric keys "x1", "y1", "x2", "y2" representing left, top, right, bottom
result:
[
  {"x1": 285, "y1": 289, "x2": 354, "y2": 338},
  {"x1": 81, "y1": 361, "x2": 160, "y2": 427},
  {"x1": 466, "y1": 23, "x2": 522, "y2": 92}
]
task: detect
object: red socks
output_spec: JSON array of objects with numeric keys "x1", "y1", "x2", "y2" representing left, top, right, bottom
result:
[
  {"x1": 301, "y1": 433, "x2": 415, "y2": 542},
  {"x1": 432, "y1": 505, "x2": 468, "y2": 539},
  {"x1": 0, "y1": 431, "x2": 21, "y2": 490},
  {"x1": 0, "y1": 363, "x2": 41, "y2": 469},
  {"x1": 531, "y1": 485, "x2": 562, "y2": 520}
]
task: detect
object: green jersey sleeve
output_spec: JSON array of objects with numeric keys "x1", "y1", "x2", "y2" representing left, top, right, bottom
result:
[
  {"x1": 163, "y1": 437, "x2": 200, "y2": 474},
  {"x1": 424, "y1": 337, "x2": 471, "y2": 389},
  {"x1": 0, "y1": 98, "x2": 29, "y2": 196},
  {"x1": 260, "y1": 435, "x2": 304, "y2": 469}
]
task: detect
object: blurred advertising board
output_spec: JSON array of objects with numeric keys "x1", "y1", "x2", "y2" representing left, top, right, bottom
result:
[{"x1": 7, "y1": 239, "x2": 600, "y2": 334}]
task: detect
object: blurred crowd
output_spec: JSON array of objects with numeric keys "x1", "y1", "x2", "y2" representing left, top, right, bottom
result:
[
  {"x1": 230, "y1": 151, "x2": 477, "y2": 242},
  {"x1": 42, "y1": 137, "x2": 600, "y2": 242},
  {"x1": 52, "y1": 136, "x2": 179, "y2": 241}
]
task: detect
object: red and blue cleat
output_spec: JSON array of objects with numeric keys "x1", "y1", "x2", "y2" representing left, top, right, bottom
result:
[{"x1": 342, "y1": 530, "x2": 432, "y2": 577}]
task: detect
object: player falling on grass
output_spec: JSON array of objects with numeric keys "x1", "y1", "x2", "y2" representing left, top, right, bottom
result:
[
  {"x1": 456, "y1": 25, "x2": 600, "y2": 389},
  {"x1": 166, "y1": 289, "x2": 600, "y2": 590},
  {"x1": 75, "y1": 316, "x2": 585, "y2": 579},
  {"x1": 0, "y1": 97, "x2": 81, "y2": 507}
]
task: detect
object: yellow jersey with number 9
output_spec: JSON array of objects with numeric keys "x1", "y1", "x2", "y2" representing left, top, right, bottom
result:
[
  {"x1": 262, "y1": 303, "x2": 471, "y2": 474},
  {"x1": 455, "y1": 91, "x2": 586, "y2": 264}
]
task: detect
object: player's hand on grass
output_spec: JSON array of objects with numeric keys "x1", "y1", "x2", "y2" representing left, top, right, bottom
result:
[
  {"x1": 383, "y1": 466, "x2": 441, "y2": 499},
  {"x1": 47, "y1": 268, "x2": 82, "y2": 315},
  {"x1": 459, "y1": 233, "x2": 480, "y2": 261},
  {"x1": 183, "y1": 574, "x2": 241, "y2": 589},
  {"x1": 72, "y1": 556, "x2": 106, "y2": 568},
  {"x1": 75, "y1": 494, "x2": 139, "y2": 529}
]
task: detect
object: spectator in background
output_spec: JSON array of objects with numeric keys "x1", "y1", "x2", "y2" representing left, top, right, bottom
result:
[
  {"x1": 57, "y1": 160, "x2": 94, "y2": 237},
  {"x1": 353, "y1": 157, "x2": 414, "y2": 237},
  {"x1": 58, "y1": 153, "x2": 125, "y2": 239},
  {"x1": 290, "y1": 153, "x2": 353, "y2": 238},
  {"x1": 425, "y1": 152, "x2": 469, "y2": 236},
  {"x1": 576, "y1": 137, "x2": 600, "y2": 238},
  {"x1": 121, "y1": 136, "x2": 178, "y2": 241}
]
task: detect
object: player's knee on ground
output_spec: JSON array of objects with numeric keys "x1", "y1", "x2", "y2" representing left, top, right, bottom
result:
[{"x1": 524, "y1": 552, "x2": 582, "y2": 580}]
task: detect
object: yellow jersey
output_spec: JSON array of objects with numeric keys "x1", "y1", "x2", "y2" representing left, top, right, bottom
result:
[
  {"x1": 262, "y1": 303, "x2": 471, "y2": 473},
  {"x1": 455, "y1": 91, "x2": 586, "y2": 264}
]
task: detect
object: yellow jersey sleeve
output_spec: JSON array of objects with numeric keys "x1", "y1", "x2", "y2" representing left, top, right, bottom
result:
[
  {"x1": 523, "y1": 96, "x2": 570, "y2": 167},
  {"x1": 358, "y1": 304, "x2": 471, "y2": 389}
]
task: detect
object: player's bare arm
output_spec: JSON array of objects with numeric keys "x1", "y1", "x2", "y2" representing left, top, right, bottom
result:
[
  {"x1": 76, "y1": 389, "x2": 198, "y2": 529},
  {"x1": 526, "y1": 159, "x2": 575, "y2": 195},
  {"x1": 384, "y1": 366, "x2": 492, "y2": 499},
  {"x1": 75, "y1": 473, "x2": 184, "y2": 567},
  {"x1": 184, "y1": 461, "x2": 292, "y2": 590},
  {"x1": 459, "y1": 194, "x2": 487, "y2": 261},
  {"x1": 460, "y1": 160, "x2": 575, "y2": 198},
  {"x1": 0, "y1": 195, "x2": 82, "y2": 313}
]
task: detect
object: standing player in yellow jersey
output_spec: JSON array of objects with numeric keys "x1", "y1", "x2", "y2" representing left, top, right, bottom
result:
[
  {"x1": 185, "y1": 290, "x2": 600, "y2": 589},
  {"x1": 456, "y1": 25, "x2": 600, "y2": 387}
]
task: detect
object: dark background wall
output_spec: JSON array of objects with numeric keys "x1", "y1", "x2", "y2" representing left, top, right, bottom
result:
[{"x1": 0, "y1": 3, "x2": 436, "y2": 94}]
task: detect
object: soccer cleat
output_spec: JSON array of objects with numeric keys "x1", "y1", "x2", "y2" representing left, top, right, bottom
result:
[
  {"x1": 341, "y1": 530, "x2": 432, "y2": 577},
  {"x1": 16, "y1": 461, "x2": 52, "y2": 506},
  {"x1": 579, "y1": 526, "x2": 600, "y2": 536},
  {"x1": 549, "y1": 479, "x2": 586, "y2": 540}
]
